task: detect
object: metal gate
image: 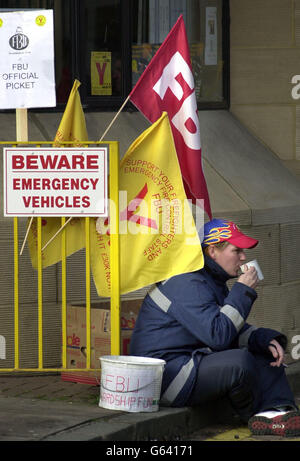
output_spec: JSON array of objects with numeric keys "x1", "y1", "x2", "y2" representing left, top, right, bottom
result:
[{"x1": 0, "y1": 140, "x2": 120, "y2": 372}]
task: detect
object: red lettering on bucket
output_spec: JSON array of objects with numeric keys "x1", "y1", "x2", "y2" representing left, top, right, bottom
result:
[
  {"x1": 116, "y1": 375, "x2": 125, "y2": 392},
  {"x1": 103, "y1": 373, "x2": 140, "y2": 393},
  {"x1": 104, "y1": 374, "x2": 114, "y2": 387},
  {"x1": 100, "y1": 391, "x2": 153, "y2": 409},
  {"x1": 99, "y1": 360, "x2": 163, "y2": 412}
]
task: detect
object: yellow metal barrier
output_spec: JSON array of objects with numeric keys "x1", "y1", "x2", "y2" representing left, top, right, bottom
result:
[{"x1": 0, "y1": 141, "x2": 120, "y2": 372}]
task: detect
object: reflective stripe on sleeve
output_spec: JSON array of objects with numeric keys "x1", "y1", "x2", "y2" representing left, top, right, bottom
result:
[
  {"x1": 220, "y1": 304, "x2": 245, "y2": 332},
  {"x1": 160, "y1": 357, "x2": 195, "y2": 405},
  {"x1": 238, "y1": 325, "x2": 257, "y2": 348},
  {"x1": 161, "y1": 278, "x2": 172, "y2": 285},
  {"x1": 148, "y1": 286, "x2": 171, "y2": 313}
]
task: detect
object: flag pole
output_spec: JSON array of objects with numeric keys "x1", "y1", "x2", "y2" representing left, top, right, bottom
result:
[
  {"x1": 19, "y1": 217, "x2": 34, "y2": 255},
  {"x1": 14, "y1": 108, "x2": 28, "y2": 368},
  {"x1": 98, "y1": 94, "x2": 130, "y2": 141},
  {"x1": 40, "y1": 97, "x2": 130, "y2": 250},
  {"x1": 16, "y1": 108, "x2": 32, "y2": 256},
  {"x1": 41, "y1": 216, "x2": 73, "y2": 251},
  {"x1": 16, "y1": 108, "x2": 28, "y2": 142}
]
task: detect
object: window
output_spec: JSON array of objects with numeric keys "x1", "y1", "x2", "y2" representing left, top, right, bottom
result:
[
  {"x1": 77, "y1": 0, "x2": 132, "y2": 108},
  {"x1": 0, "y1": 0, "x2": 229, "y2": 110},
  {"x1": 132, "y1": 0, "x2": 228, "y2": 108}
]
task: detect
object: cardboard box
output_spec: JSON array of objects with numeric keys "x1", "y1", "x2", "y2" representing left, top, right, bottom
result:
[{"x1": 61, "y1": 301, "x2": 140, "y2": 385}]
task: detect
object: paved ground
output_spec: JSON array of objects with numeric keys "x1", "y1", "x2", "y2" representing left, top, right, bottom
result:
[
  {"x1": 0, "y1": 367, "x2": 300, "y2": 443},
  {"x1": 188, "y1": 401, "x2": 300, "y2": 442}
]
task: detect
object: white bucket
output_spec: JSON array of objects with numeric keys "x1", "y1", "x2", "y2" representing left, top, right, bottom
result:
[{"x1": 99, "y1": 355, "x2": 166, "y2": 413}]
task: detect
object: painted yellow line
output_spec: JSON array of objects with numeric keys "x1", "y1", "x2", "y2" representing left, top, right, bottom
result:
[
  {"x1": 205, "y1": 428, "x2": 300, "y2": 442},
  {"x1": 205, "y1": 427, "x2": 252, "y2": 441}
]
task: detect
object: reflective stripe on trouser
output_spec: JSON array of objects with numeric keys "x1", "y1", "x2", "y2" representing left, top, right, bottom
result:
[
  {"x1": 160, "y1": 358, "x2": 195, "y2": 406},
  {"x1": 186, "y1": 349, "x2": 296, "y2": 421}
]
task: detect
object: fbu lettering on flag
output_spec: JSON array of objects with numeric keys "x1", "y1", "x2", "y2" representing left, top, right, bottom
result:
[{"x1": 130, "y1": 15, "x2": 212, "y2": 219}]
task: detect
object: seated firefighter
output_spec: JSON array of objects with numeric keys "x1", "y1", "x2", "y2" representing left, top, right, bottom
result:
[{"x1": 130, "y1": 218, "x2": 300, "y2": 437}]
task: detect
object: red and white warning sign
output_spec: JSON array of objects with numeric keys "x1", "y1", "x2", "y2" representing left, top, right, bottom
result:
[{"x1": 3, "y1": 147, "x2": 108, "y2": 217}]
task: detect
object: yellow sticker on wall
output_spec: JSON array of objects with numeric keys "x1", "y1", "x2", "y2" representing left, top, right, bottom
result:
[
  {"x1": 91, "y1": 51, "x2": 112, "y2": 95},
  {"x1": 36, "y1": 15, "x2": 46, "y2": 26}
]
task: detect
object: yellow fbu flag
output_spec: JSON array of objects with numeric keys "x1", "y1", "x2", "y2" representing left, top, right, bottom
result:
[
  {"x1": 89, "y1": 112, "x2": 204, "y2": 296},
  {"x1": 28, "y1": 80, "x2": 87, "y2": 268},
  {"x1": 53, "y1": 79, "x2": 88, "y2": 146}
]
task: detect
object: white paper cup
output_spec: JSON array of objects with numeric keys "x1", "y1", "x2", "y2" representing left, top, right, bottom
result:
[{"x1": 240, "y1": 259, "x2": 264, "y2": 281}]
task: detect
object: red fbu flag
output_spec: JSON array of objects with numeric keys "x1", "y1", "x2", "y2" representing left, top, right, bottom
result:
[{"x1": 129, "y1": 15, "x2": 212, "y2": 219}]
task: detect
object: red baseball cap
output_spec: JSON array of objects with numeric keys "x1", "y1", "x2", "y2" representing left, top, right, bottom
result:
[{"x1": 201, "y1": 219, "x2": 258, "y2": 249}]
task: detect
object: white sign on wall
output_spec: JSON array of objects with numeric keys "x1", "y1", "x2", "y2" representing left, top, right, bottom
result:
[
  {"x1": 204, "y1": 7, "x2": 218, "y2": 66},
  {"x1": 3, "y1": 148, "x2": 108, "y2": 217},
  {"x1": 0, "y1": 9, "x2": 56, "y2": 109}
]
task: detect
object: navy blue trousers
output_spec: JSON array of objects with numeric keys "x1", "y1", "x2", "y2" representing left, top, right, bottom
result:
[{"x1": 186, "y1": 349, "x2": 296, "y2": 422}]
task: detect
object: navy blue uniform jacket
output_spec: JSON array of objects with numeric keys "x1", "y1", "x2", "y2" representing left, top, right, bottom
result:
[{"x1": 130, "y1": 255, "x2": 286, "y2": 407}]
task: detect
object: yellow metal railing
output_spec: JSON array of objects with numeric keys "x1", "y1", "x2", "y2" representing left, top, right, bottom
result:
[{"x1": 0, "y1": 141, "x2": 120, "y2": 372}]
